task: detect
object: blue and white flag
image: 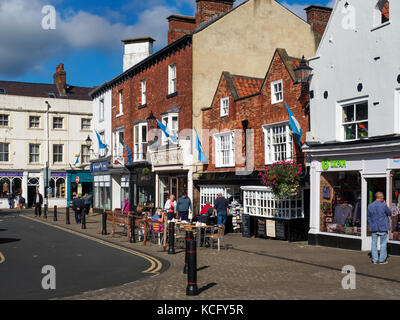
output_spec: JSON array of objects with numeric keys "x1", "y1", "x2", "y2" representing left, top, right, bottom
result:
[
  {"x1": 156, "y1": 119, "x2": 178, "y2": 143},
  {"x1": 125, "y1": 144, "x2": 133, "y2": 166},
  {"x1": 195, "y1": 129, "x2": 208, "y2": 163},
  {"x1": 74, "y1": 153, "x2": 80, "y2": 165},
  {"x1": 95, "y1": 131, "x2": 107, "y2": 150},
  {"x1": 285, "y1": 103, "x2": 303, "y2": 146}
]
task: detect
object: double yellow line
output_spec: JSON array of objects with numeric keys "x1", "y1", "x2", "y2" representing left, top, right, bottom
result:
[{"x1": 22, "y1": 215, "x2": 162, "y2": 274}]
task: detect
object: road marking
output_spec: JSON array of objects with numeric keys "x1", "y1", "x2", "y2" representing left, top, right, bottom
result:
[
  {"x1": 0, "y1": 252, "x2": 5, "y2": 264},
  {"x1": 21, "y1": 215, "x2": 163, "y2": 274}
]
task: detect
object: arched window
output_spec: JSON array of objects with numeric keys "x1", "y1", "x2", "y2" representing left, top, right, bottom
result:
[
  {"x1": 375, "y1": 0, "x2": 389, "y2": 26},
  {"x1": 49, "y1": 177, "x2": 66, "y2": 198}
]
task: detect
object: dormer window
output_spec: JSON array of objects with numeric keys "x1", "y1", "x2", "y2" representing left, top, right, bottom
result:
[
  {"x1": 220, "y1": 97, "x2": 229, "y2": 117},
  {"x1": 271, "y1": 80, "x2": 283, "y2": 104},
  {"x1": 374, "y1": 0, "x2": 389, "y2": 27}
]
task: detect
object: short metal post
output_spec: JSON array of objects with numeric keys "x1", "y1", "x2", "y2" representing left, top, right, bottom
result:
[
  {"x1": 186, "y1": 239, "x2": 198, "y2": 296},
  {"x1": 184, "y1": 231, "x2": 194, "y2": 274},
  {"x1": 81, "y1": 210, "x2": 87, "y2": 229},
  {"x1": 53, "y1": 206, "x2": 57, "y2": 222},
  {"x1": 101, "y1": 211, "x2": 107, "y2": 235},
  {"x1": 129, "y1": 215, "x2": 136, "y2": 243},
  {"x1": 66, "y1": 207, "x2": 70, "y2": 225},
  {"x1": 168, "y1": 222, "x2": 175, "y2": 255},
  {"x1": 44, "y1": 204, "x2": 48, "y2": 219}
]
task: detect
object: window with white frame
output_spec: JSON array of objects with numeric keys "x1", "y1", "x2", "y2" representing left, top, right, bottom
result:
[
  {"x1": 161, "y1": 114, "x2": 179, "y2": 144},
  {"x1": 29, "y1": 116, "x2": 40, "y2": 128},
  {"x1": 263, "y1": 123, "x2": 293, "y2": 164},
  {"x1": 29, "y1": 144, "x2": 40, "y2": 163},
  {"x1": 81, "y1": 145, "x2": 90, "y2": 164},
  {"x1": 243, "y1": 187, "x2": 304, "y2": 219},
  {"x1": 374, "y1": 0, "x2": 389, "y2": 27},
  {"x1": 220, "y1": 97, "x2": 229, "y2": 117},
  {"x1": 134, "y1": 123, "x2": 148, "y2": 161},
  {"x1": 141, "y1": 79, "x2": 146, "y2": 105},
  {"x1": 0, "y1": 143, "x2": 9, "y2": 162},
  {"x1": 168, "y1": 63, "x2": 177, "y2": 94},
  {"x1": 53, "y1": 144, "x2": 63, "y2": 164},
  {"x1": 271, "y1": 80, "x2": 283, "y2": 104},
  {"x1": 99, "y1": 98, "x2": 105, "y2": 122},
  {"x1": 53, "y1": 117, "x2": 63, "y2": 129},
  {"x1": 118, "y1": 90, "x2": 123, "y2": 115},
  {"x1": 214, "y1": 131, "x2": 235, "y2": 168},
  {"x1": 113, "y1": 129, "x2": 124, "y2": 161},
  {"x1": 99, "y1": 131, "x2": 106, "y2": 157},
  {"x1": 0, "y1": 114, "x2": 9, "y2": 127},
  {"x1": 81, "y1": 118, "x2": 91, "y2": 130},
  {"x1": 342, "y1": 101, "x2": 368, "y2": 141}
]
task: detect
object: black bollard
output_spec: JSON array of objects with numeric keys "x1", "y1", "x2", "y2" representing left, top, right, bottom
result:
[
  {"x1": 101, "y1": 211, "x2": 107, "y2": 235},
  {"x1": 186, "y1": 239, "x2": 198, "y2": 296},
  {"x1": 44, "y1": 204, "x2": 48, "y2": 219},
  {"x1": 53, "y1": 206, "x2": 58, "y2": 221},
  {"x1": 81, "y1": 211, "x2": 87, "y2": 229},
  {"x1": 184, "y1": 231, "x2": 194, "y2": 274},
  {"x1": 168, "y1": 222, "x2": 175, "y2": 255},
  {"x1": 129, "y1": 215, "x2": 136, "y2": 243},
  {"x1": 66, "y1": 207, "x2": 70, "y2": 225}
]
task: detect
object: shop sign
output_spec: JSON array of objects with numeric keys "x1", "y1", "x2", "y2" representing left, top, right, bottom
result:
[
  {"x1": 322, "y1": 159, "x2": 347, "y2": 171},
  {"x1": 266, "y1": 220, "x2": 276, "y2": 238},
  {"x1": 90, "y1": 161, "x2": 109, "y2": 173},
  {"x1": 0, "y1": 172, "x2": 23, "y2": 177}
]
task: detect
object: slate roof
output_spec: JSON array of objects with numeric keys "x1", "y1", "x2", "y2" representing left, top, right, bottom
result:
[{"x1": 0, "y1": 80, "x2": 93, "y2": 101}]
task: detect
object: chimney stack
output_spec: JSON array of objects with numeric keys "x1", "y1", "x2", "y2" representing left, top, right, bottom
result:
[
  {"x1": 122, "y1": 37, "x2": 155, "y2": 72},
  {"x1": 167, "y1": 15, "x2": 196, "y2": 44},
  {"x1": 53, "y1": 63, "x2": 67, "y2": 95},
  {"x1": 195, "y1": 0, "x2": 235, "y2": 28},
  {"x1": 305, "y1": 5, "x2": 333, "y2": 46}
]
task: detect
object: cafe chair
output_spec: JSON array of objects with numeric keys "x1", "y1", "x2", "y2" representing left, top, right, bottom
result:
[
  {"x1": 150, "y1": 222, "x2": 164, "y2": 246},
  {"x1": 205, "y1": 225, "x2": 226, "y2": 251}
]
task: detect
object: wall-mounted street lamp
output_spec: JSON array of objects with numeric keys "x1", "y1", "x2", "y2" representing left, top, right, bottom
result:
[
  {"x1": 85, "y1": 135, "x2": 92, "y2": 148},
  {"x1": 294, "y1": 56, "x2": 313, "y2": 84}
]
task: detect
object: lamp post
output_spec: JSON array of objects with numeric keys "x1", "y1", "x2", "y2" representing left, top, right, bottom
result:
[
  {"x1": 293, "y1": 56, "x2": 313, "y2": 84},
  {"x1": 45, "y1": 101, "x2": 51, "y2": 217}
]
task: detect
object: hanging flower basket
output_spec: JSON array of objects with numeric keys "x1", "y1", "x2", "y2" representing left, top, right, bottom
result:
[{"x1": 259, "y1": 160, "x2": 303, "y2": 198}]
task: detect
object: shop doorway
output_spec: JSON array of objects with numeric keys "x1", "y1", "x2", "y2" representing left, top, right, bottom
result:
[
  {"x1": 28, "y1": 186, "x2": 37, "y2": 208},
  {"x1": 159, "y1": 174, "x2": 188, "y2": 207}
]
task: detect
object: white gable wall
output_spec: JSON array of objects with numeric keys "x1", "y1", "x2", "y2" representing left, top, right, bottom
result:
[{"x1": 308, "y1": 0, "x2": 400, "y2": 143}]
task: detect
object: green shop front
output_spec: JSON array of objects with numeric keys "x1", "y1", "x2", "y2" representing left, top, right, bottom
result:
[{"x1": 66, "y1": 170, "x2": 94, "y2": 206}]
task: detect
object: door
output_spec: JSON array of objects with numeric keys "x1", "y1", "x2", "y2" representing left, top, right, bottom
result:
[{"x1": 364, "y1": 177, "x2": 387, "y2": 250}]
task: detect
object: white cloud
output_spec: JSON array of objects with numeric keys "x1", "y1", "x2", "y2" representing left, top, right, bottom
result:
[{"x1": 0, "y1": 0, "x2": 176, "y2": 77}]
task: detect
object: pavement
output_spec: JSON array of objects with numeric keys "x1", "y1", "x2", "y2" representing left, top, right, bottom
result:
[{"x1": 2, "y1": 208, "x2": 400, "y2": 300}]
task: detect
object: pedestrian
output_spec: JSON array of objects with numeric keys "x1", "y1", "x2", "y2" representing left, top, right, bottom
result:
[
  {"x1": 368, "y1": 191, "x2": 392, "y2": 265},
  {"x1": 214, "y1": 193, "x2": 229, "y2": 226},
  {"x1": 83, "y1": 193, "x2": 92, "y2": 216},
  {"x1": 72, "y1": 192, "x2": 84, "y2": 224},
  {"x1": 17, "y1": 194, "x2": 24, "y2": 210},
  {"x1": 176, "y1": 192, "x2": 192, "y2": 222},
  {"x1": 164, "y1": 194, "x2": 177, "y2": 221},
  {"x1": 33, "y1": 189, "x2": 43, "y2": 217},
  {"x1": 121, "y1": 195, "x2": 130, "y2": 215},
  {"x1": 7, "y1": 192, "x2": 14, "y2": 209}
]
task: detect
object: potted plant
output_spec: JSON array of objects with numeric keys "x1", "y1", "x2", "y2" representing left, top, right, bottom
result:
[{"x1": 259, "y1": 160, "x2": 303, "y2": 198}]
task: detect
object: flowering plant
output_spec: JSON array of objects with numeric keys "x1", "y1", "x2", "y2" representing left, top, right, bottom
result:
[{"x1": 259, "y1": 160, "x2": 303, "y2": 198}]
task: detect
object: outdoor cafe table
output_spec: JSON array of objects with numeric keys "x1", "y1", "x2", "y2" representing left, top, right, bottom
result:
[{"x1": 175, "y1": 222, "x2": 216, "y2": 248}]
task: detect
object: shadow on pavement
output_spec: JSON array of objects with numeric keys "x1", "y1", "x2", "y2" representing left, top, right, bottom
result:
[
  {"x1": 0, "y1": 229, "x2": 7, "y2": 232},
  {"x1": 197, "y1": 266, "x2": 210, "y2": 272},
  {"x1": 0, "y1": 238, "x2": 21, "y2": 244},
  {"x1": 198, "y1": 282, "x2": 217, "y2": 295}
]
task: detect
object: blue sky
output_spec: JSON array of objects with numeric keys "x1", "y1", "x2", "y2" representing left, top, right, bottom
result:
[{"x1": 0, "y1": 0, "x2": 334, "y2": 88}]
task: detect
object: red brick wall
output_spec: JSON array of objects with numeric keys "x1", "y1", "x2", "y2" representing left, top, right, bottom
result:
[
  {"x1": 168, "y1": 17, "x2": 196, "y2": 44},
  {"x1": 306, "y1": 7, "x2": 332, "y2": 42},
  {"x1": 202, "y1": 52, "x2": 310, "y2": 173},
  {"x1": 196, "y1": 0, "x2": 234, "y2": 27},
  {"x1": 111, "y1": 42, "x2": 193, "y2": 161}
]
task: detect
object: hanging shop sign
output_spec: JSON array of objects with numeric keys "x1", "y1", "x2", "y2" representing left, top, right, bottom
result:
[
  {"x1": 90, "y1": 161, "x2": 110, "y2": 173},
  {"x1": 322, "y1": 159, "x2": 347, "y2": 171}
]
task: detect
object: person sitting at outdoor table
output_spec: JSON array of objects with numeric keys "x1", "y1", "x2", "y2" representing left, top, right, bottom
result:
[
  {"x1": 151, "y1": 208, "x2": 165, "y2": 223},
  {"x1": 198, "y1": 202, "x2": 214, "y2": 224}
]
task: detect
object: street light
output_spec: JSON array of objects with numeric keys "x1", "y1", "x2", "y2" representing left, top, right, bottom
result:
[
  {"x1": 85, "y1": 135, "x2": 92, "y2": 148},
  {"x1": 45, "y1": 101, "x2": 51, "y2": 218},
  {"x1": 146, "y1": 111, "x2": 157, "y2": 128},
  {"x1": 293, "y1": 56, "x2": 313, "y2": 84}
]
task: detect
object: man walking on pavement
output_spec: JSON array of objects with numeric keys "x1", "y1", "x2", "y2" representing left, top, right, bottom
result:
[
  {"x1": 176, "y1": 192, "x2": 192, "y2": 222},
  {"x1": 72, "y1": 192, "x2": 84, "y2": 224},
  {"x1": 33, "y1": 189, "x2": 43, "y2": 217},
  {"x1": 368, "y1": 191, "x2": 392, "y2": 264},
  {"x1": 214, "y1": 193, "x2": 229, "y2": 226}
]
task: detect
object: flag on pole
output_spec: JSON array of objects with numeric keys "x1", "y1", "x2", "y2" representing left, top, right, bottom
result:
[
  {"x1": 95, "y1": 131, "x2": 107, "y2": 150},
  {"x1": 125, "y1": 144, "x2": 133, "y2": 166},
  {"x1": 195, "y1": 128, "x2": 208, "y2": 163},
  {"x1": 285, "y1": 103, "x2": 303, "y2": 146},
  {"x1": 74, "y1": 153, "x2": 80, "y2": 165},
  {"x1": 156, "y1": 119, "x2": 178, "y2": 143}
]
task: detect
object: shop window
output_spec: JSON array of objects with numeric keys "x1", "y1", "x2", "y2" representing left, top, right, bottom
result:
[
  {"x1": 342, "y1": 101, "x2": 368, "y2": 140},
  {"x1": 94, "y1": 175, "x2": 111, "y2": 211},
  {"x1": 214, "y1": 131, "x2": 235, "y2": 168},
  {"x1": 49, "y1": 178, "x2": 65, "y2": 198},
  {"x1": 134, "y1": 123, "x2": 148, "y2": 161},
  {"x1": 271, "y1": 80, "x2": 283, "y2": 104},
  {"x1": 263, "y1": 123, "x2": 293, "y2": 164},
  {"x1": 200, "y1": 186, "x2": 241, "y2": 209},
  {"x1": 243, "y1": 187, "x2": 303, "y2": 219},
  {"x1": 0, "y1": 143, "x2": 9, "y2": 162},
  {"x1": 0, "y1": 114, "x2": 9, "y2": 127},
  {"x1": 389, "y1": 170, "x2": 400, "y2": 242},
  {"x1": 220, "y1": 97, "x2": 229, "y2": 117},
  {"x1": 320, "y1": 171, "x2": 362, "y2": 236}
]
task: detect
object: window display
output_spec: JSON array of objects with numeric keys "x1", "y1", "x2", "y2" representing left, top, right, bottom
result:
[
  {"x1": 390, "y1": 170, "x2": 400, "y2": 242},
  {"x1": 320, "y1": 171, "x2": 361, "y2": 236}
]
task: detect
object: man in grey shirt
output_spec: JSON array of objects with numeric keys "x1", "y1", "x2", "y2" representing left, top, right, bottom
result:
[{"x1": 176, "y1": 192, "x2": 192, "y2": 221}]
